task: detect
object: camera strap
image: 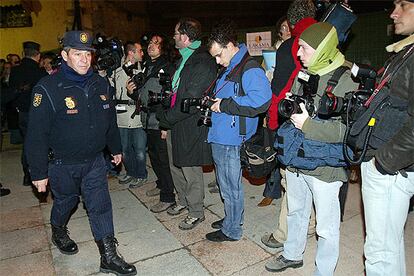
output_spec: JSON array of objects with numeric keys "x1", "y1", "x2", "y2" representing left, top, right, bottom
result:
[{"x1": 364, "y1": 43, "x2": 414, "y2": 107}]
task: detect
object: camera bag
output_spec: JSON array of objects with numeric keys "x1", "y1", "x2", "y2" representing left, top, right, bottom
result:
[
  {"x1": 225, "y1": 53, "x2": 277, "y2": 178},
  {"x1": 344, "y1": 44, "x2": 414, "y2": 164}
]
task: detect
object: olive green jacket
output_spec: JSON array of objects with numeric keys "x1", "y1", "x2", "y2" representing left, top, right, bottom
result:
[{"x1": 287, "y1": 67, "x2": 359, "y2": 183}]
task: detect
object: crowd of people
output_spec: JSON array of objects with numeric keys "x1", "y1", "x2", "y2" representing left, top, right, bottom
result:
[{"x1": 1, "y1": 0, "x2": 413, "y2": 275}]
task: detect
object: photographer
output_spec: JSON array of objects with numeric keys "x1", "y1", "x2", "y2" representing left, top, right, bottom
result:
[
  {"x1": 360, "y1": 1, "x2": 414, "y2": 275},
  {"x1": 206, "y1": 21, "x2": 272, "y2": 242},
  {"x1": 265, "y1": 22, "x2": 358, "y2": 274},
  {"x1": 109, "y1": 42, "x2": 147, "y2": 188},
  {"x1": 127, "y1": 34, "x2": 177, "y2": 213},
  {"x1": 156, "y1": 18, "x2": 216, "y2": 230}
]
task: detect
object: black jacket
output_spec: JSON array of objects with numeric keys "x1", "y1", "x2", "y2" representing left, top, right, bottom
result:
[
  {"x1": 25, "y1": 70, "x2": 121, "y2": 180},
  {"x1": 9, "y1": 57, "x2": 47, "y2": 112},
  {"x1": 375, "y1": 41, "x2": 414, "y2": 173},
  {"x1": 157, "y1": 46, "x2": 216, "y2": 167}
]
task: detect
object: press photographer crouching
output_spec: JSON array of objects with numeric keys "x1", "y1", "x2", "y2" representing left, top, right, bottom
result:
[
  {"x1": 126, "y1": 34, "x2": 177, "y2": 213},
  {"x1": 265, "y1": 22, "x2": 358, "y2": 274},
  {"x1": 109, "y1": 41, "x2": 148, "y2": 188}
]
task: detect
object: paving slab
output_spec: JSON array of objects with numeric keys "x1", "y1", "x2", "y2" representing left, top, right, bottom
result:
[
  {"x1": 189, "y1": 238, "x2": 270, "y2": 276},
  {"x1": 133, "y1": 249, "x2": 210, "y2": 276},
  {"x1": 0, "y1": 190, "x2": 40, "y2": 212},
  {"x1": 0, "y1": 205, "x2": 44, "y2": 232},
  {"x1": 233, "y1": 258, "x2": 301, "y2": 276},
  {"x1": 0, "y1": 225, "x2": 49, "y2": 260},
  {"x1": 0, "y1": 250, "x2": 55, "y2": 276}
]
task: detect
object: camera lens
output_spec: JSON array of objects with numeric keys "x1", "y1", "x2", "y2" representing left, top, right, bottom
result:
[{"x1": 278, "y1": 99, "x2": 299, "y2": 118}]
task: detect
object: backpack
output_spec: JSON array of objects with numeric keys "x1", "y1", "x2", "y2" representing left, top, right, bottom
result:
[{"x1": 226, "y1": 53, "x2": 277, "y2": 178}]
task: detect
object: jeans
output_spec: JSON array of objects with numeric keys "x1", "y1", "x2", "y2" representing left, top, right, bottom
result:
[
  {"x1": 263, "y1": 167, "x2": 282, "y2": 199},
  {"x1": 283, "y1": 170, "x2": 342, "y2": 276},
  {"x1": 212, "y1": 143, "x2": 244, "y2": 240},
  {"x1": 361, "y1": 160, "x2": 414, "y2": 276},
  {"x1": 119, "y1": 127, "x2": 147, "y2": 179}
]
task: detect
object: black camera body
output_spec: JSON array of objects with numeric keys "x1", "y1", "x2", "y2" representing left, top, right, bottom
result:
[
  {"x1": 148, "y1": 72, "x2": 172, "y2": 107},
  {"x1": 181, "y1": 96, "x2": 214, "y2": 127},
  {"x1": 318, "y1": 63, "x2": 377, "y2": 120},
  {"x1": 94, "y1": 35, "x2": 123, "y2": 72},
  {"x1": 278, "y1": 71, "x2": 319, "y2": 118}
]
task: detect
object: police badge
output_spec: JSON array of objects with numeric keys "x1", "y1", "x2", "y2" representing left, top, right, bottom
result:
[
  {"x1": 65, "y1": 97, "x2": 76, "y2": 109},
  {"x1": 33, "y1": 93, "x2": 42, "y2": 107}
]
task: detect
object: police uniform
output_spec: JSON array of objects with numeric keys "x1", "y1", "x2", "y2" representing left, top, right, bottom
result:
[
  {"x1": 8, "y1": 41, "x2": 47, "y2": 185},
  {"x1": 26, "y1": 69, "x2": 120, "y2": 239},
  {"x1": 24, "y1": 31, "x2": 136, "y2": 275}
]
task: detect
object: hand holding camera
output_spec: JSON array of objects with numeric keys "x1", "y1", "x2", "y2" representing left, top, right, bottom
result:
[{"x1": 290, "y1": 103, "x2": 310, "y2": 130}]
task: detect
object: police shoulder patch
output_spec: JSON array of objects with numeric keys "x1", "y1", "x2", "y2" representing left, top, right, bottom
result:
[{"x1": 33, "y1": 93, "x2": 42, "y2": 107}]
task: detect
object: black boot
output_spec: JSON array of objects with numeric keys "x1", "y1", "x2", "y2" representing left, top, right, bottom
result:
[
  {"x1": 97, "y1": 236, "x2": 137, "y2": 276},
  {"x1": 23, "y1": 173, "x2": 31, "y2": 186},
  {"x1": 51, "y1": 225, "x2": 78, "y2": 255}
]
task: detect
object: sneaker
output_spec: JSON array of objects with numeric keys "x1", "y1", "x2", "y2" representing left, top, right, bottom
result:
[
  {"x1": 129, "y1": 178, "x2": 147, "y2": 188},
  {"x1": 118, "y1": 175, "x2": 133, "y2": 185},
  {"x1": 265, "y1": 254, "x2": 303, "y2": 272},
  {"x1": 209, "y1": 186, "x2": 220, "y2": 193},
  {"x1": 261, "y1": 233, "x2": 283, "y2": 248},
  {"x1": 146, "y1": 187, "x2": 161, "y2": 197},
  {"x1": 207, "y1": 180, "x2": 217, "y2": 188},
  {"x1": 178, "y1": 215, "x2": 205, "y2": 230},
  {"x1": 167, "y1": 203, "x2": 187, "y2": 216},
  {"x1": 150, "y1": 201, "x2": 175, "y2": 213}
]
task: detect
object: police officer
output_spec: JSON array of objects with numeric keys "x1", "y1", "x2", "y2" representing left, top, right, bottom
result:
[
  {"x1": 25, "y1": 31, "x2": 136, "y2": 276},
  {"x1": 9, "y1": 41, "x2": 47, "y2": 186}
]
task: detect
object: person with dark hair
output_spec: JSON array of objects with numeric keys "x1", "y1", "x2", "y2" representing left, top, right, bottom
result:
[
  {"x1": 40, "y1": 52, "x2": 57, "y2": 75},
  {"x1": 205, "y1": 20, "x2": 271, "y2": 242},
  {"x1": 9, "y1": 41, "x2": 47, "y2": 186},
  {"x1": 265, "y1": 22, "x2": 358, "y2": 274},
  {"x1": 109, "y1": 41, "x2": 148, "y2": 189},
  {"x1": 261, "y1": 0, "x2": 318, "y2": 250},
  {"x1": 360, "y1": 1, "x2": 414, "y2": 275},
  {"x1": 7, "y1": 54, "x2": 21, "y2": 67},
  {"x1": 25, "y1": 31, "x2": 136, "y2": 276},
  {"x1": 127, "y1": 34, "x2": 177, "y2": 213},
  {"x1": 156, "y1": 18, "x2": 216, "y2": 230}
]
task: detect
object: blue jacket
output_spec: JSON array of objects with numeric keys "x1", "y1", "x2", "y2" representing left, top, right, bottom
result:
[
  {"x1": 25, "y1": 70, "x2": 121, "y2": 180},
  {"x1": 208, "y1": 44, "x2": 272, "y2": 146}
]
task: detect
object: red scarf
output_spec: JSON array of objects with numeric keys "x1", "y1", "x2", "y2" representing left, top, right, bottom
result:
[{"x1": 268, "y1": 17, "x2": 317, "y2": 130}]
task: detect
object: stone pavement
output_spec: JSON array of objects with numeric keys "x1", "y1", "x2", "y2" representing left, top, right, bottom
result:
[{"x1": 1, "y1": 147, "x2": 413, "y2": 276}]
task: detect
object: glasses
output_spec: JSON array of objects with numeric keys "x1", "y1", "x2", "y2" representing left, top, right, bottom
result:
[{"x1": 213, "y1": 46, "x2": 226, "y2": 58}]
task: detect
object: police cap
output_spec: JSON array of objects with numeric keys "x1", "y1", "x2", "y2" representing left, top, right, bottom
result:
[
  {"x1": 23, "y1": 41, "x2": 40, "y2": 51},
  {"x1": 62, "y1": 31, "x2": 95, "y2": 51}
]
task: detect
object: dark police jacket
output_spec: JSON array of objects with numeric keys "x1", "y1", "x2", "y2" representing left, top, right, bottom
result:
[
  {"x1": 25, "y1": 70, "x2": 122, "y2": 181},
  {"x1": 9, "y1": 57, "x2": 48, "y2": 112}
]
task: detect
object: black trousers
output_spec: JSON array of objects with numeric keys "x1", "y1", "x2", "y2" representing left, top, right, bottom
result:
[
  {"x1": 49, "y1": 154, "x2": 114, "y2": 241},
  {"x1": 147, "y1": 129, "x2": 175, "y2": 203},
  {"x1": 18, "y1": 111, "x2": 29, "y2": 176}
]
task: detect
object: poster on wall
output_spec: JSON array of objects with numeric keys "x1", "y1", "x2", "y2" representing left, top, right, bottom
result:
[
  {"x1": 246, "y1": 31, "x2": 272, "y2": 56},
  {"x1": 0, "y1": 5, "x2": 33, "y2": 28}
]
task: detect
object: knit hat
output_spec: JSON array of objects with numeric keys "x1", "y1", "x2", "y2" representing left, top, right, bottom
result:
[{"x1": 300, "y1": 22, "x2": 335, "y2": 50}]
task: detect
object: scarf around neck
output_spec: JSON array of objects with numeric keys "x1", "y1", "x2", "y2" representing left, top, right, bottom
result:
[
  {"x1": 61, "y1": 61, "x2": 94, "y2": 87},
  {"x1": 172, "y1": 40, "x2": 201, "y2": 90},
  {"x1": 306, "y1": 28, "x2": 345, "y2": 76}
]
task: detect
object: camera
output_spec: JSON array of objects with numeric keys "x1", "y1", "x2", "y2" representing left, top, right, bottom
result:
[
  {"x1": 278, "y1": 71, "x2": 319, "y2": 118},
  {"x1": 318, "y1": 63, "x2": 377, "y2": 120},
  {"x1": 94, "y1": 35, "x2": 123, "y2": 72},
  {"x1": 148, "y1": 72, "x2": 172, "y2": 106},
  {"x1": 181, "y1": 96, "x2": 214, "y2": 127}
]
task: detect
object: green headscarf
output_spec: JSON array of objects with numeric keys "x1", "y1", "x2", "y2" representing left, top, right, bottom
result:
[{"x1": 300, "y1": 22, "x2": 345, "y2": 76}]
